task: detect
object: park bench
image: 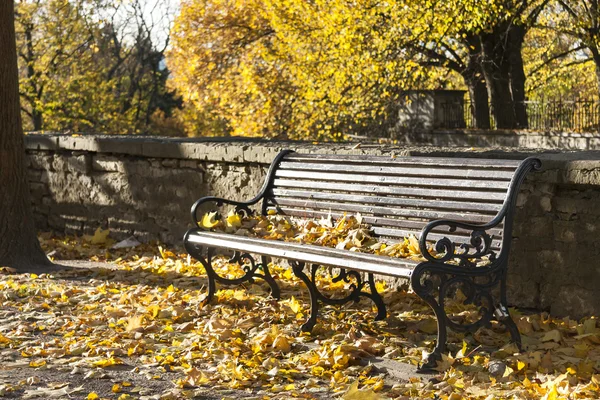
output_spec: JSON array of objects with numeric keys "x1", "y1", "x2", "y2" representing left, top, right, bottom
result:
[{"x1": 183, "y1": 150, "x2": 542, "y2": 370}]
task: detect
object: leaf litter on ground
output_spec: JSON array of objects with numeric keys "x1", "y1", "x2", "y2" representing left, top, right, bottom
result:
[{"x1": 0, "y1": 218, "x2": 597, "y2": 399}]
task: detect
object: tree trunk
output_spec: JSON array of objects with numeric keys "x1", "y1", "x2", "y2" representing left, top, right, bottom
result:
[
  {"x1": 24, "y1": 21, "x2": 43, "y2": 131},
  {"x1": 589, "y1": 45, "x2": 600, "y2": 97},
  {"x1": 480, "y1": 30, "x2": 516, "y2": 129},
  {"x1": 0, "y1": 1, "x2": 50, "y2": 271},
  {"x1": 466, "y1": 75, "x2": 491, "y2": 129},
  {"x1": 508, "y1": 24, "x2": 528, "y2": 128},
  {"x1": 462, "y1": 35, "x2": 490, "y2": 129},
  {"x1": 32, "y1": 109, "x2": 43, "y2": 131}
]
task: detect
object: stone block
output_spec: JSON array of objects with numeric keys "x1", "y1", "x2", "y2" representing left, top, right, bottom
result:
[
  {"x1": 33, "y1": 213, "x2": 49, "y2": 231},
  {"x1": 540, "y1": 196, "x2": 552, "y2": 212},
  {"x1": 52, "y1": 153, "x2": 91, "y2": 174},
  {"x1": 24, "y1": 134, "x2": 59, "y2": 150},
  {"x1": 27, "y1": 153, "x2": 53, "y2": 170},
  {"x1": 92, "y1": 155, "x2": 126, "y2": 172},
  {"x1": 513, "y1": 216, "x2": 553, "y2": 238},
  {"x1": 551, "y1": 285, "x2": 600, "y2": 318},
  {"x1": 27, "y1": 169, "x2": 43, "y2": 183},
  {"x1": 552, "y1": 221, "x2": 577, "y2": 242},
  {"x1": 29, "y1": 182, "x2": 49, "y2": 200},
  {"x1": 179, "y1": 160, "x2": 199, "y2": 169},
  {"x1": 162, "y1": 159, "x2": 178, "y2": 168}
]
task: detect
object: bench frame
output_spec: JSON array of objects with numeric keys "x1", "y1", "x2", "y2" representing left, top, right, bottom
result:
[{"x1": 183, "y1": 150, "x2": 541, "y2": 371}]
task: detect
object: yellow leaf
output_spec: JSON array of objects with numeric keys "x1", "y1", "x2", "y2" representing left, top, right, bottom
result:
[
  {"x1": 112, "y1": 384, "x2": 121, "y2": 393},
  {"x1": 146, "y1": 304, "x2": 160, "y2": 319},
  {"x1": 517, "y1": 360, "x2": 526, "y2": 371},
  {"x1": 200, "y1": 211, "x2": 220, "y2": 229},
  {"x1": 226, "y1": 210, "x2": 242, "y2": 229},
  {"x1": 92, "y1": 357, "x2": 122, "y2": 368},
  {"x1": 434, "y1": 353, "x2": 455, "y2": 372},
  {"x1": 87, "y1": 393, "x2": 99, "y2": 400},
  {"x1": 502, "y1": 365, "x2": 514, "y2": 378},
  {"x1": 125, "y1": 315, "x2": 144, "y2": 332},
  {"x1": 287, "y1": 296, "x2": 302, "y2": 314},
  {"x1": 273, "y1": 335, "x2": 291, "y2": 353},
  {"x1": 542, "y1": 384, "x2": 559, "y2": 400},
  {"x1": 342, "y1": 380, "x2": 384, "y2": 400},
  {"x1": 90, "y1": 227, "x2": 110, "y2": 245},
  {"x1": 0, "y1": 333, "x2": 11, "y2": 344},
  {"x1": 541, "y1": 329, "x2": 561, "y2": 343},
  {"x1": 186, "y1": 368, "x2": 210, "y2": 386},
  {"x1": 456, "y1": 340, "x2": 468, "y2": 358},
  {"x1": 29, "y1": 360, "x2": 47, "y2": 368}
]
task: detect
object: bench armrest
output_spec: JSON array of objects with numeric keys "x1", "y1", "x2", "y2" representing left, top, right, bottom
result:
[
  {"x1": 190, "y1": 195, "x2": 263, "y2": 227},
  {"x1": 190, "y1": 149, "x2": 294, "y2": 227},
  {"x1": 418, "y1": 219, "x2": 499, "y2": 267},
  {"x1": 418, "y1": 157, "x2": 542, "y2": 267}
]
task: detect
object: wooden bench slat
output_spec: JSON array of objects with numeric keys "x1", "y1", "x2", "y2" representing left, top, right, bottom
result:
[
  {"x1": 273, "y1": 179, "x2": 508, "y2": 202},
  {"x1": 370, "y1": 227, "x2": 502, "y2": 250},
  {"x1": 270, "y1": 188, "x2": 502, "y2": 214},
  {"x1": 278, "y1": 161, "x2": 516, "y2": 180},
  {"x1": 275, "y1": 170, "x2": 511, "y2": 190},
  {"x1": 268, "y1": 207, "x2": 502, "y2": 250},
  {"x1": 269, "y1": 198, "x2": 493, "y2": 224},
  {"x1": 268, "y1": 207, "x2": 504, "y2": 238},
  {"x1": 286, "y1": 154, "x2": 522, "y2": 168},
  {"x1": 187, "y1": 230, "x2": 417, "y2": 277}
]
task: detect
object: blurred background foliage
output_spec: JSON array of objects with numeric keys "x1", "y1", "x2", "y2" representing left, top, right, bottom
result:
[{"x1": 15, "y1": 0, "x2": 600, "y2": 139}]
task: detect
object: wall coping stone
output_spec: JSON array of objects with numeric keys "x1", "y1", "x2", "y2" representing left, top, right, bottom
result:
[{"x1": 24, "y1": 133, "x2": 600, "y2": 186}]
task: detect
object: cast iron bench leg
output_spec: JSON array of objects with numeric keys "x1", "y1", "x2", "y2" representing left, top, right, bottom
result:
[
  {"x1": 184, "y1": 241, "x2": 281, "y2": 304},
  {"x1": 291, "y1": 261, "x2": 387, "y2": 333},
  {"x1": 261, "y1": 255, "x2": 281, "y2": 300},
  {"x1": 411, "y1": 262, "x2": 523, "y2": 372},
  {"x1": 497, "y1": 270, "x2": 522, "y2": 350}
]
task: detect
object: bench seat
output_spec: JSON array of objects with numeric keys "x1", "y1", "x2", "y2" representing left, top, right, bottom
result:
[{"x1": 185, "y1": 230, "x2": 417, "y2": 278}]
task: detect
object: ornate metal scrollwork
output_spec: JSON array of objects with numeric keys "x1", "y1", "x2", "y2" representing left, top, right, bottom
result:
[
  {"x1": 424, "y1": 227, "x2": 496, "y2": 268},
  {"x1": 183, "y1": 241, "x2": 280, "y2": 305},
  {"x1": 291, "y1": 261, "x2": 386, "y2": 332},
  {"x1": 411, "y1": 261, "x2": 522, "y2": 372}
]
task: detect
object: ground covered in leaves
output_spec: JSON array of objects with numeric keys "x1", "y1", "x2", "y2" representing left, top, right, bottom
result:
[{"x1": 0, "y1": 230, "x2": 598, "y2": 399}]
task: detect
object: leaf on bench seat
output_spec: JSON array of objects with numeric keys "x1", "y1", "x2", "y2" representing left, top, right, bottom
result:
[
  {"x1": 226, "y1": 210, "x2": 242, "y2": 230},
  {"x1": 201, "y1": 211, "x2": 220, "y2": 229}
]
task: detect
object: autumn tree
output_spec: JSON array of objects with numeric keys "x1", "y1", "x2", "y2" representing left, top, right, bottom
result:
[
  {"x1": 0, "y1": 0, "x2": 50, "y2": 271},
  {"x1": 168, "y1": 0, "x2": 433, "y2": 139},
  {"x1": 552, "y1": 0, "x2": 600, "y2": 96},
  {"x1": 14, "y1": 0, "x2": 181, "y2": 135},
  {"x1": 523, "y1": 5, "x2": 596, "y2": 99},
  {"x1": 171, "y1": 0, "x2": 600, "y2": 136}
]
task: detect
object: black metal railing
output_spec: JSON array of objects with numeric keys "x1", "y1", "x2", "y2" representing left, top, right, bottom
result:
[{"x1": 457, "y1": 99, "x2": 600, "y2": 131}]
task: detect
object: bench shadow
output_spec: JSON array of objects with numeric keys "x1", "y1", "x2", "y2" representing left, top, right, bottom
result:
[{"x1": 49, "y1": 260, "x2": 212, "y2": 291}]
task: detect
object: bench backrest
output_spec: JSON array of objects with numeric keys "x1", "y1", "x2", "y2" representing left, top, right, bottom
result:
[{"x1": 262, "y1": 152, "x2": 530, "y2": 250}]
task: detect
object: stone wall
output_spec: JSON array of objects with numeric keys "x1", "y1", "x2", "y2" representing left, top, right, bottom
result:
[{"x1": 24, "y1": 134, "x2": 600, "y2": 318}]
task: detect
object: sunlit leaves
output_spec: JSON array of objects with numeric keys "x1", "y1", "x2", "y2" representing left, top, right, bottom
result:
[
  {"x1": 199, "y1": 211, "x2": 428, "y2": 260},
  {"x1": 168, "y1": 0, "x2": 436, "y2": 139},
  {"x1": 0, "y1": 232, "x2": 599, "y2": 398}
]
